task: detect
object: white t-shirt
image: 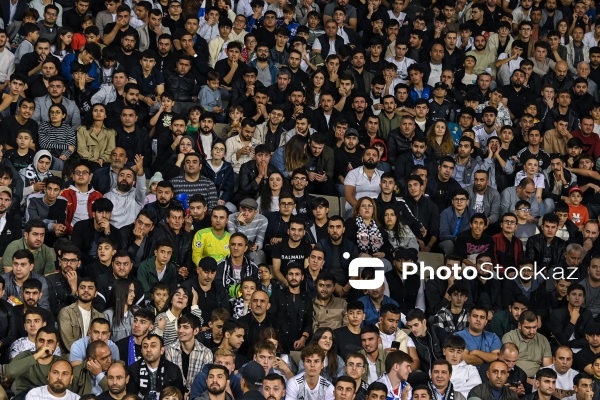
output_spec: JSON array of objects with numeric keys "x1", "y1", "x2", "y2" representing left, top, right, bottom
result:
[
  {"x1": 79, "y1": 306, "x2": 92, "y2": 338},
  {"x1": 26, "y1": 386, "x2": 80, "y2": 400},
  {"x1": 286, "y1": 373, "x2": 335, "y2": 400},
  {"x1": 367, "y1": 358, "x2": 378, "y2": 383}
]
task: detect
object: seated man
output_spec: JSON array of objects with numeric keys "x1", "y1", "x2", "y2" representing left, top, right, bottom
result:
[
  {"x1": 454, "y1": 306, "x2": 502, "y2": 366},
  {"x1": 2, "y1": 219, "x2": 56, "y2": 277},
  {"x1": 502, "y1": 310, "x2": 553, "y2": 378},
  {"x1": 57, "y1": 277, "x2": 104, "y2": 352},
  {"x1": 9, "y1": 307, "x2": 60, "y2": 360},
  {"x1": 433, "y1": 283, "x2": 469, "y2": 334},
  {"x1": 551, "y1": 346, "x2": 578, "y2": 399},
  {"x1": 10, "y1": 278, "x2": 55, "y2": 338},
  {"x1": 439, "y1": 188, "x2": 477, "y2": 255},
  {"x1": 443, "y1": 335, "x2": 482, "y2": 398},
  {"x1": 1, "y1": 249, "x2": 50, "y2": 310},
  {"x1": 6, "y1": 326, "x2": 62, "y2": 395},
  {"x1": 226, "y1": 198, "x2": 268, "y2": 265},
  {"x1": 489, "y1": 294, "x2": 529, "y2": 340},
  {"x1": 550, "y1": 283, "x2": 594, "y2": 348},
  {"x1": 24, "y1": 176, "x2": 67, "y2": 246},
  {"x1": 27, "y1": 359, "x2": 81, "y2": 400},
  {"x1": 69, "y1": 317, "x2": 120, "y2": 365},
  {"x1": 71, "y1": 198, "x2": 123, "y2": 266}
]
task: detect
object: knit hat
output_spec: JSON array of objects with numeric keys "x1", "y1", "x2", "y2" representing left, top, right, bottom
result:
[{"x1": 149, "y1": 172, "x2": 163, "y2": 188}]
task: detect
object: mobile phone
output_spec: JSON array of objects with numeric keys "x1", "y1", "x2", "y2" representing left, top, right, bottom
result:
[{"x1": 391, "y1": 341, "x2": 401, "y2": 349}]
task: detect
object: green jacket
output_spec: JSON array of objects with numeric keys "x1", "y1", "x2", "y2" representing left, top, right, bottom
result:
[
  {"x1": 137, "y1": 256, "x2": 178, "y2": 297},
  {"x1": 7, "y1": 351, "x2": 66, "y2": 394},
  {"x1": 70, "y1": 360, "x2": 109, "y2": 395},
  {"x1": 2, "y1": 238, "x2": 56, "y2": 276},
  {"x1": 360, "y1": 344, "x2": 387, "y2": 382}
]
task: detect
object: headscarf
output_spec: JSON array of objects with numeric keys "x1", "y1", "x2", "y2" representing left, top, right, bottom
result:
[{"x1": 20, "y1": 150, "x2": 53, "y2": 187}]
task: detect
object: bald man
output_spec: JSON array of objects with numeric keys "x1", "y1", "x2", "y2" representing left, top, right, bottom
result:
[{"x1": 26, "y1": 359, "x2": 78, "y2": 399}]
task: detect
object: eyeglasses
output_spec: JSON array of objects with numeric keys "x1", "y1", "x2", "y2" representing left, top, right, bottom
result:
[
  {"x1": 280, "y1": 202, "x2": 295, "y2": 207},
  {"x1": 293, "y1": 177, "x2": 307, "y2": 181},
  {"x1": 74, "y1": 170, "x2": 90, "y2": 176},
  {"x1": 453, "y1": 198, "x2": 467, "y2": 202},
  {"x1": 50, "y1": 110, "x2": 63, "y2": 115},
  {"x1": 502, "y1": 220, "x2": 517, "y2": 225},
  {"x1": 517, "y1": 208, "x2": 531, "y2": 212},
  {"x1": 46, "y1": 12, "x2": 58, "y2": 16},
  {"x1": 61, "y1": 258, "x2": 79, "y2": 264},
  {"x1": 213, "y1": 147, "x2": 225, "y2": 153}
]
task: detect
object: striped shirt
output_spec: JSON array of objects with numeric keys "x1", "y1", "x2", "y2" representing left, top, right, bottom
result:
[
  {"x1": 153, "y1": 306, "x2": 204, "y2": 347},
  {"x1": 169, "y1": 175, "x2": 218, "y2": 212},
  {"x1": 38, "y1": 121, "x2": 76, "y2": 158}
]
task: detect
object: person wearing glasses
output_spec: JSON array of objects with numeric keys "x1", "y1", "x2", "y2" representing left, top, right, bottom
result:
[
  {"x1": 514, "y1": 200, "x2": 539, "y2": 250},
  {"x1": 201, "y1": 141, "x2": 235, "y2": 213},
  {"x1": 439, "y1": 188, "x2": 477, "y2": 256},
  {"x1": 492, "y1": 212, "x2": 524, "y2": 271}
]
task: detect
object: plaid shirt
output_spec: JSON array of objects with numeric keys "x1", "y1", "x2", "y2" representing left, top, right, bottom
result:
[
  {"x1": 433, "y1": 307, "x2": 469, "y2": 334},
  {"x1": 165, "y1": 339, "x2": 214, "y2": 390}
]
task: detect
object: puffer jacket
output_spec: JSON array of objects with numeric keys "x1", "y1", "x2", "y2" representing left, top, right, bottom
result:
[{"x1": 201, "y1": 160, "x2": 234, "y2": 202}]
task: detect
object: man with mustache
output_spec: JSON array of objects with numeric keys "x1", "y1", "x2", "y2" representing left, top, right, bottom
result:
[{"x1": 238, "y1": 290, "x2": 273, "y2": 358}]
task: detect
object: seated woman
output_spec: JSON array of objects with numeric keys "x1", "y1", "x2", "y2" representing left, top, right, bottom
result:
[
  {"x1": 37, "y1": 103, "x2": 76, "y2": 171},
  {"x1": 103, "y1": 279, "x2": 138, "y2": 342},
  {"x1": 344, "y1": 197, "x2": 393, "y2": 272},
  {"x1": 162, "y1": 135, "x2": 196, "y2": 180},
  {"x1": 20, "y1": 150, "x2": 53, "y2": 204},
  {"x1": 381, "y1": 204, "x2": 419, "y2": 252},
  {"x1": 257, "y1": 171, "x2": 290, "y2": 214},
  {"x1": 270, "y1": 135, "x2": 309, "y2": 178},
  {"x1": 298, "y1": 327, "x2": 346, "y2": 382},
  {"x1": 77, "y1": 103, "x2": 116, "y2": 172},
  {"x1": 201, "y1": 141, "x2": 235, "y2": 213},
  {"x1": 426, "y1": 120, "x2": 455, "y2": 160}
]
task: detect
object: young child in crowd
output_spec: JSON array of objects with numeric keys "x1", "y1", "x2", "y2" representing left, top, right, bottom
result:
[
  {"x1": 231, "y1": 277, "x2": 257, "y2": 319},
  {"x1": 199, "y1": 71, "x2": 225, "y2": 122},
  {"x1": 567, "y1": 187, "x2": 590, "y2": 229},
  {"x1": 147, "y1": 282, "x2": 170, "y2": 316},
  {"x1": 4, "y1": 131, "x2": 35, "y2": 172}
]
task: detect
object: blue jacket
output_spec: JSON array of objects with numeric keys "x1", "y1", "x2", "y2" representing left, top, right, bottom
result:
[
  {"x1": 358, "y1": 295, "x2": 400, "y2": 326},
  {"x1": 249, "y1": 58, "x2": 278, "y2": 86},
  {"x1": 201, "y1": 160, "x2": 234, "y2": 202},
  {"x1": 61, "y1": 52, "x2": 100, "y2": 90},
  {"x1": 439, "y1": 206, "x2": 476, "y2": 241},
  {"x1": 270, "y1": 146, "x2": 289, "y2": 177}
]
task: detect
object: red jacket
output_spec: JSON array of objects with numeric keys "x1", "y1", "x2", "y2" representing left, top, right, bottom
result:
[
  {"x1": 492, "y1": 232, "x2": 524, "y2": 271},
  {"x1": 61, "y1": 187, "x2": 103, "y2": 235}
]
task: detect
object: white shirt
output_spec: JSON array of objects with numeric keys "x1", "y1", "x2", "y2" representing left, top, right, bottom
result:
[
  {"x1": 583, "y1": 31, "x2": 599, "y2": 48},
  {"x1": 26, "y1": 386, "x2": 80, "y2": 400},
  {"x1": 344, "y1": 167, "x2": 384, "y2": 210},
  {"x1": 0, "y1": 45, "x2": 15, "y2": 84},
  {"x1": 79, "y1": 306, "x2": 92, "y2": 338},
  {"x1": 449, "y1": 361, "x2": 482, "y2": 398},
  {"x1": 73, "y1": 189, "x2": 92, "y2": 227},
  {"x1": 550, "y1": 364, "x2": 579, "y2": 390},
  {"x1": 473, "y1": 124, "x2": 498, "y2": 151},
  {"x1": 427, "y1": 63, "x2": 443, "y2": 87},
  {"x1": 385, "y1": 56, "x2": 416, "y2": 83}
]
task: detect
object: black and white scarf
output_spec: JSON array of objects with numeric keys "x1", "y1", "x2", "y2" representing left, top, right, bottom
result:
[
  {"x1": 355, "y1": 216, "x2": 384, "y2": 254},
  {"x1": 428, "y1": 380, "x2": 456, "y2": 400},
  {"x1": 137, "y1": 359, "x2": 165, "y2": 400}
]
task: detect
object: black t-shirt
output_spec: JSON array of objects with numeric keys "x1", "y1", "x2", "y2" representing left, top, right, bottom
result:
[
  {"x1": 334, "y1": 147, "x2": 364, "y2": 182},
  {"x1": 181, "y1": 350, "x2": 190, "y2": 377},
  {"x1": 213, "y1": 58, "x2": 247, "y2": 87},
  {"x1": 454, "y1": 231, "x2": 495, "y2": 259},
  {"x1": 574, "y1": 346, "x2": 599, "y2": 372},
  {"x1": 333, "y1": 326, "x2": 362, "y2": 360},
  {"x1": 103, "y1": 24, "x2": 141, "y2": 49},
  {"x1": 0, "y1": 116, "x2": 39, "y2": 149},
  {"x1": 271, "y1": 240, "x2": 312, "y2": 273},
  {"x1": 4, "y1": 149, "x2": 35, "y2": 171}
]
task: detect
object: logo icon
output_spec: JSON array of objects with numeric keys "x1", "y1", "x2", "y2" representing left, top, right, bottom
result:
[{"x1": 348, "y1": 257, "x2": 385, "y2": 290}]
